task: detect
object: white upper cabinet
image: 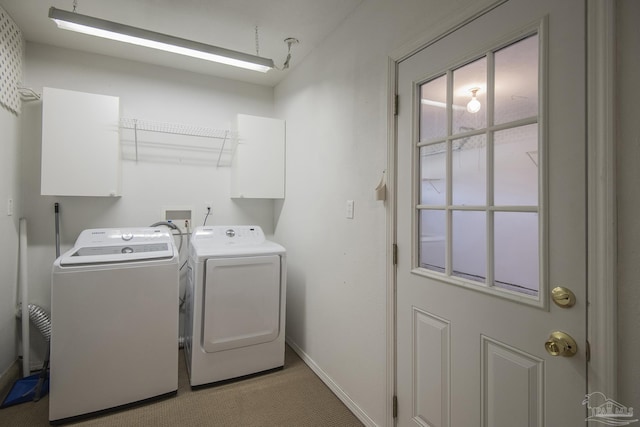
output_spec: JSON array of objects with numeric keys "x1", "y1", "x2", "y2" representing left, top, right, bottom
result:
[
  {"x1": 41, "y1": 87, "x2": 121, "y2": 197},
  {"x1": 230, "y1": 114, "x2": 285, "y2": 199}
]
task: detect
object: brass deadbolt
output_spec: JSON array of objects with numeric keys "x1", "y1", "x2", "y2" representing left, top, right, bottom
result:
[{"x1": 551, "y1": 287, "x2": 576, "y2": 308}]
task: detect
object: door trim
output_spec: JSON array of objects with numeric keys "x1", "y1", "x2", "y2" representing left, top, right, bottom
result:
[
  {"x1": 386, "y1": 0, "x2": 617, "y2": 424},
  {"x1": 586, "y1": 0, "x2": 617, "y2": 399},
  {"x1": 385, "y1": 55, "x2": 397, "y2": 427}
]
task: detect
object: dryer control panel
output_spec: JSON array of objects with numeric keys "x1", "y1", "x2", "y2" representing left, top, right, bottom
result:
[{"x1": 193, "y1": 225, "x2": 265, "y2": 246}]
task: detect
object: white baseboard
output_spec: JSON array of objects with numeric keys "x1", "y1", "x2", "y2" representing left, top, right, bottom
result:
[
  {"x1": 0, "y1": 359, "x2": 20, "y2": 396},
  {"x1": 286, "y1": 337, "x2": 378, "y2": 427}
]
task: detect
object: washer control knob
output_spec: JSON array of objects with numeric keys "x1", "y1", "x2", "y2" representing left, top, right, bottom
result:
[
  {"x1": 121, "y1": 246, "x2": 134, "y2": 254},
  {"x1": 225, "y1": 229, "x2": 236, "y2": 238},
  {"x1": 122, "y1": 232, "x2": 133, "y2": 241}
]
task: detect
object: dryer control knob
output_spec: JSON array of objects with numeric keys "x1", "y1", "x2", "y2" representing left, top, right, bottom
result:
[
  {"x1": 226, "y1": 229, "x2": 236, "y2": 237},
  {"x1": 122, "y1": 232, "x2": 133, "y2": 241}
]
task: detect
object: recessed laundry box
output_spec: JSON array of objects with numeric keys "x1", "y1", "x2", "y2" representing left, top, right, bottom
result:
[
  {"x1": 49, "y1": 228, "x2": 179, "y2": 423},
  {"x1": 185, "y1": 225, "x2": 287, "y2": 387}
]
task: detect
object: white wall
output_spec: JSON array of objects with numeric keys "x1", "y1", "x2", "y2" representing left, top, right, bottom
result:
[
  {"x1": 18, "y1": 42, "x2": 276, "y2": 368},
  {"x1": 616, "y1": 0, "x2": 640, "y2": 409},
  {"x1": 0, "y1": 103, "x2": 21, "y2": 380},
  {"x1": 273, "y1": 0, "x2": 498, "y2": 425}
]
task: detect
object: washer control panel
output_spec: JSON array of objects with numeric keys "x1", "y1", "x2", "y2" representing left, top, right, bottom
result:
[
  {"x1": 74, "y1": 243, "x2": 169, "y2": 257},
  {"x1": 59, "y1": 227, "x2": 176, "y2": 266},
  {"x1": 79, "y1": 228, "x2": 169, "y2": 245}
]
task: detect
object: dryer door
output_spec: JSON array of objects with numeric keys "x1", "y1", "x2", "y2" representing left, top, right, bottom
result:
[{"x1": 202, "y1": 255, "x2": 281, "y2": 353}]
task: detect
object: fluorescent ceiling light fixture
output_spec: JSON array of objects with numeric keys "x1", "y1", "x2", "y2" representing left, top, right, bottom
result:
[{"x1": 48, "y1": 7, "x2": 274, "y2": 72}]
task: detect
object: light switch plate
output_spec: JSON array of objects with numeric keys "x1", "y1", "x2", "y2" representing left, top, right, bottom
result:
[{"x1": 346, "y1": 200, "x2": 354, "y2": 219}]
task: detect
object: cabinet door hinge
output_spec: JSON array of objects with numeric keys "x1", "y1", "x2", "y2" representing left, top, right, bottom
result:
[
  {"x1": 393, "y1": 395, "x2": 398, "y2": 418},
  {"x1": 393, "y1": 244, "x2": 398, "y2": 265},
  {"x1": 394, "y1": 94, "x2": 399, "y2": 116}
]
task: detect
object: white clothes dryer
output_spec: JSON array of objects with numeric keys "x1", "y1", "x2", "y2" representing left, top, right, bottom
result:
[
  {"x1": 50, "y1": 227, "x2": 179, "y2": 423},
  {"x1": 185, "y1": 225, "x2": 286, "y2": 387}
]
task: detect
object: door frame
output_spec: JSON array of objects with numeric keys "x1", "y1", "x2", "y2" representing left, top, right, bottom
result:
[{"x1": 385, "y1": 0, "x2": 616, "y2": 425}]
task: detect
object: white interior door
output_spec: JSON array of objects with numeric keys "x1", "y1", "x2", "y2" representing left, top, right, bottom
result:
[{"x1": 395, "y1": 0, "x2": 586, "y2": 426}]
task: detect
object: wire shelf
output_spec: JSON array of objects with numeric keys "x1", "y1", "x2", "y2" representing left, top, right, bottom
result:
[
  {"x1": 119, "y1": 117, "x2": 237, "y2": 166},
  {"x1": 119, "y1": 117, "x2": 236, "y2": 140}
]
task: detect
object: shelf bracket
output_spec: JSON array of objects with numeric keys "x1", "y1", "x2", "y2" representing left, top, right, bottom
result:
[
  {"x1": 133, "y1": 119, "x2": 139, "y2": 163},
  {"x1": 216, "y1": 130, "x2": 229, "y2": 167}
]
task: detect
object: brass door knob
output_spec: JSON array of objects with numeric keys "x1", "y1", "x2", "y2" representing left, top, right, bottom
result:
[
  {"x1": 551, "y1": 287, "x2": 576, "y2": 308},
  {"x1": 545, "y1": 331, "x2": 578, "y2": 357}
]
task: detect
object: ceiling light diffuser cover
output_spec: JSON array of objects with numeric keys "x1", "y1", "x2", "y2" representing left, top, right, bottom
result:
[{"x1": 48, "y1": 7, "x2": 275, "y2": 72}]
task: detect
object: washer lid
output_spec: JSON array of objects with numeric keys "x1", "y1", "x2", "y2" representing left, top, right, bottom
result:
[{"x1": 59, "y1": 227, "x2": 176, "y2": 266}]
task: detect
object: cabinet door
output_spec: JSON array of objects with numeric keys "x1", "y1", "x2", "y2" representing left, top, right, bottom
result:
[
  {"x1": 230, "y1": 114, "x2": 285, "y2": 199},
  {"x1": 41, "y1": 87, "x2": 121, "y2": 197}
]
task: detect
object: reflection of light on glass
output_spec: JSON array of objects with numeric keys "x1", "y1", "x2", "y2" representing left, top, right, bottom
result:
[
  {"x1": 421, "y1": 99, "x2": 466, "y2": 111},
  {"x1": 467, "y1": 87, "x2": 481, "y2": 113}
]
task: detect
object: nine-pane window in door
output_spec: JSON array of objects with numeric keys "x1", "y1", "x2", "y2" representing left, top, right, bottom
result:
[{"x1": 418, "y1": 33, "x2": 540, "y2": 298}]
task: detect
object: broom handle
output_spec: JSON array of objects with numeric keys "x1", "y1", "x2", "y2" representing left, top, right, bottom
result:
[
  {"x1": 33, "y1": 344, "x2": 50, "y2": 402},
  {"x1": 55, "y1": 203, "x2": 60, "y2": 258}
]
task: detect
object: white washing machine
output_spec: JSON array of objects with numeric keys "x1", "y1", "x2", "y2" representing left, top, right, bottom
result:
[
  {"x1": 185, "y1": 225, "x2": 286, "y2": 387},
  {"x1": 50, "y1": 227, "x2": 179, "y2": 423}
]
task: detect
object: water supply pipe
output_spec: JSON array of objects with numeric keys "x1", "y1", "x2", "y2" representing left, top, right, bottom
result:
[{"x1": 19, "y1": 218, "x2": 29, "y2": 377}]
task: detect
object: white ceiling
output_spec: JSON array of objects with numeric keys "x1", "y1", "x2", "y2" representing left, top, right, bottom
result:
[{"x1": 0, "y1": 0, "x2": 363, "y2": 87}]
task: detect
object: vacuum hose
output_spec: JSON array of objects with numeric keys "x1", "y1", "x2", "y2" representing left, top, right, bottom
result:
[{"x1": 16, "y1": 303, "x2": 51, "y2": 342}]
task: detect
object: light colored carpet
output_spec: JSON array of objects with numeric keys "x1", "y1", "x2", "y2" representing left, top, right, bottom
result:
[{"x1": 0, "y1": 345, "x2": 364, "y2": 426}]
